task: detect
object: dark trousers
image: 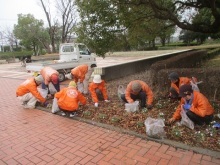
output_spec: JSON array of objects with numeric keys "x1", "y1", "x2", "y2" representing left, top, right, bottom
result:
[
  {"x1": 42, "y1": 81, "x2": 60, "y2": 93},
  {"x1": 169, "y1": 87, "x2": 181, "y2": 100},
  {"x1": 121, "y1": 91, "x2": 146, "y2": 108},
  {"x1": 186, "y1": 111, "x2": 213, "y2": 125}
]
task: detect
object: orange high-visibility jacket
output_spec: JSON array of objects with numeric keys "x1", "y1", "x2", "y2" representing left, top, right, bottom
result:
[
  {"x1": 89, "y1": 80, "x2": 108, "y2": 103},
  {"x1": 172, "y1": 91, "x2": 214, "y2": 120},
  {"x1": 71, "y1": 65, "x2": 88, "y2": 83},
  {"x1": 125, "y1": 80, "x2": 154, "y2": 105},
  {"x1": 55, "y1": 86, "x2": 86, "y2": 111},
  {"x1": 171, "y1": 77, "x2": 191, "y2": 94},
  {"x1": 16, "y1": 78, "x2": 46, "y2": 103},
  {"x1": 40, "y1": 67, "x2": 59, "y2": 85}
]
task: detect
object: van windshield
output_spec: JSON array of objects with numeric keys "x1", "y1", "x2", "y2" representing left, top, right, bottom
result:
[{"x1": 78, "y1": 44, "x2": 91, "y2": 55}]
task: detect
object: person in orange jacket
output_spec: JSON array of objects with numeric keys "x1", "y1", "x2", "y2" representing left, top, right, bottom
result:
[
  {"x1": 54, "y1": 81, "x2": 87, "y2": 117},
  {"x1": 168, "y1": 84, "x2": 214, "y2": 125},
  {"x1": 16, "y1": 75, "x2": 48, "y2": 109},
  {"x1": 40, "y1": 66, "x2": 60, "y2": 94},
  {"x1": 120, "y1": 80, "x2": 154, "y2": 110},
  {"x1": 89, "y1": 74, "x2": 110, "y2": 107},
  {"x1": 70, "y1": 64, "x2": 97, "y2": 94},
  {"x1": 168, "y1": 72, "x2": 195, "y2": 100}
]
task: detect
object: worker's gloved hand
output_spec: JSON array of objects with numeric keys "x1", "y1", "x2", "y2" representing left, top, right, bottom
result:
[
  {"x1": 146, "y1": 104, "x2": 153, "y2": 110},
  {"x1": 94, "y1": 102, "x2": 98, "y2": 107},
  {"x1": 183, "y1": 104, "x2": 191, "y2": 111},
  {"x1": 104, "y1": 100, "x2": 110, "y2": 103}
]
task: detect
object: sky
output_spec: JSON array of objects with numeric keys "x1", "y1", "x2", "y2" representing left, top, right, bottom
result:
[{"x1": 0, "y1": 0, "x2": 53, "y2": 30}]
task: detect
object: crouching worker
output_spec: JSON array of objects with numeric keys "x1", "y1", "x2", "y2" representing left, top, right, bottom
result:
[
  {"x1": 168, "y1": 84, "x2": 214, "y2": 126},
  {"x1": 89, "y1": 75, "x2": 110, "y2": 108},
  {"x1": 168, "y1": 72, "x2": 191, "y2": 100},
  {"x1": 16, "y1": 75, "x2": 49, "y2": 109},
  {"x1": 69, "y1": 64, "x2": 97, "y2": 94},
  {"x1": 168, "y1": 72, "x2": 200, "y2": 100},
  {"x1": 40, "y1": 66, "x2": 60, "y2": 95},
  {"x1": 121, "y1": 80, "x2": 154, "y2": 110},
  {"x1": 54, "y1": 81, "x2": 87, "y2": 117}
]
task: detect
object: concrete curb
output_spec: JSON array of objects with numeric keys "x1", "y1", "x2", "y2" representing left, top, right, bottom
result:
[{"x1": 37, "y1": 106, "x2": 220, "y2": 159}]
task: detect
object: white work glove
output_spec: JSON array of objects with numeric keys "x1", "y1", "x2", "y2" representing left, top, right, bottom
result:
[
  {"x1": 94, "y1": 102, "x2": 98, "y2": 107},
  {"x1": 104, "y1": 100, "x2": 110, "y2": 103}
]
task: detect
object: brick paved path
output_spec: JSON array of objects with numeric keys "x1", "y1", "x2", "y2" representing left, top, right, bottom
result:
[{"x1": 0, "y1": 78, "x2": 219, "y2": 165}]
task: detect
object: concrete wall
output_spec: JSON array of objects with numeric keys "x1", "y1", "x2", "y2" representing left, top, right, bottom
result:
[{"x1": 95, "y1": 50, "x2": 192, "y2": 81}]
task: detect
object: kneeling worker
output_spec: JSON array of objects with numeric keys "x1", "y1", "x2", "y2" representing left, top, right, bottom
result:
[{"x1": 168, "y1": 84, "x2": 214, "y2": 125}]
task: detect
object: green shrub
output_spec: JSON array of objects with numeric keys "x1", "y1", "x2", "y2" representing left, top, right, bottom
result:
[{"x1": 0, "y1": 51, "x2": 33, "y2": 60}]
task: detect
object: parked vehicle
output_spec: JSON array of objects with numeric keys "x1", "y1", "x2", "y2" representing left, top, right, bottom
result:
[{"x1": 26, "y1": 43, "x2": 97, "y2": 81}]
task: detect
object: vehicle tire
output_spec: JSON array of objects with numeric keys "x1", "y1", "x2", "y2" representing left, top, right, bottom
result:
[{"x1": 58, "y1": 72, "x2": 65, "y2": 82}]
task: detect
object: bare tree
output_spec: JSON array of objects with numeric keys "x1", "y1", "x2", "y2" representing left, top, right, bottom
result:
[
  {"x1": 39, "y1": 0, "x2": 59, "y2": 53},
  {"x1": 0, "y1": 27, "x2": 18, "y2": 52},
  {"x1": 56, "y1": 0, "x2": 78, "y2": 43}
]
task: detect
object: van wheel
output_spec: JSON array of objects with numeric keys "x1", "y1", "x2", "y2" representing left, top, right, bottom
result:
[{"x1": 58, "y1": 72, "x2": 65, "y2": 82}]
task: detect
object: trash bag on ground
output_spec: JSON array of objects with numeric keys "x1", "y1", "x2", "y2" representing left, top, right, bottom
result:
[
  {"x1": 37, "y1": 88, "x2": 48, "y2": 98},
  {"x1": 144, "y1": 117, "x2": 166, "y2": 139},
  {"x1": 125, "y1": 101, "x2": 139, "y2": 112},
  {"x1": 180, "y1": 110, "x2": 194, "y2": 130},
  {"x1": 77, "y1": 82, "x2": 84, "y2": 93},
  {"x1": 118, "y1": 85, "x2": 125, "y2": 100},
  {"x1": 48, "y1": 83, "x2": 57, "y2": 95},
  {"x1": 51, "y1": 98, "x2": 60, "y2": 114}
]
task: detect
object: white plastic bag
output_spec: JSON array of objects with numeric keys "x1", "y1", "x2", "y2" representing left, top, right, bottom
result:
[
  {"x1": 77, "y1": 82, "x2": 84, "y2": 93},
  {"x1": 48, "y1": 83, "x2": 57, "y2": 95},
  {"x1": 118, "y1": 85, "x2": 125, "y2": 100},
  {"x1": 37, "y1": 88, "x2": 48, "y2": 98},
  {"x1": 125, "y1": 101, "x2": 139, "y2": 112},
  {"x1": 144, "y1": 117, "x2": 165, "y2": 139},
  {"x1": 51, "y1": 98, "x2": 60, "y2": 114},
  {"x1": 180, "y1": 110, "x2": 194, "y2": 130}
]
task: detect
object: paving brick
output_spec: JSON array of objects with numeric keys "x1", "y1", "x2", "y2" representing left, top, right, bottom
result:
[
  {"x1": 66, "y1": 156, "x2": 82, "y2": 165},
  {"x1": 74, "y1": 150, "x2": 88, "y2": 158},
  {"x1": 79, "y1": 155, "x2": 93, "y2": 164},
  {"x1": 133, "y1": 155, "x2": 150, "y2": 164},
  {"x1": 17, "y1": 157, "x2": 32, "y2": 165},
  {"x1": 168, "y1": 156, "x2": 181, "y2": 165},
  {"x1": 136, "y1": 147, "x2": 149, "y2": 156},
  {"x1": 157, "y1": 158, "x2": 169, "y2": 165},
  {"x1": 5, "y1": 159, "x2": 19, "y2": 165},
  {"x1": 102, "y1": 152, "x2": 116, "y2": 162},
  {"x1": 91, "y1": 153, "x2": 105, "y2": 163},
  {"x1": 144, "y1": 153, "x2": 161, "y2": 162},
  {"x1": 211, "y1": 158, "x2": 220, "y2": 164},
  {"x1": 28, "y1": 156, "x2": 42, "y2": 164},
  {"x1": 85, "y1": 149, "x2": 99, "y2": 157},
  {"x1": 155, "y1": 152, "x2": 172, "y2": 160},
  {"x1": 126, "y1": 148, "x2": 138, "y2": 158},
  {"x1": 202, "y1": 155, "x2": 212, "y2": 161},
  {"x1": 114, "y1": 150, "x2": 127, "y2": 160},
  {"x1": 201, "y1": 160, "x2": 218, "y2": 165}
]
